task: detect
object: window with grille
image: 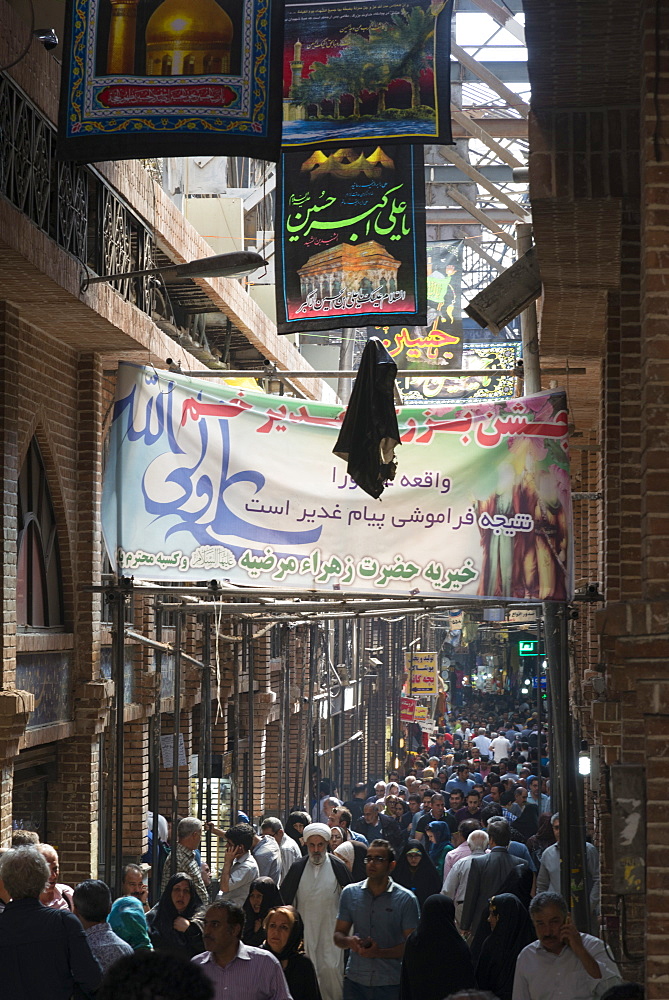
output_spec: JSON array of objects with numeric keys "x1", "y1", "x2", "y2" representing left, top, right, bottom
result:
[{"x1": 17, "y1": 439, "x2": 64, "y2": 628}]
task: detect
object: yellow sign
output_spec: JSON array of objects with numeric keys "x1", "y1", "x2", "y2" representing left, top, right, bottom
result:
[
  {"x1": 405, "y1": 652, "x2": 438, "y2": 695},
  {"x1": 414, "y1": 705, "x2": 429, "y2": 721}
]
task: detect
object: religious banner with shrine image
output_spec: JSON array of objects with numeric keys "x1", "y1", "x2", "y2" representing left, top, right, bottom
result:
[
  {"x1": 281, "y1": 0, "x2": 454, "y2": 147},
  {"x1": 276, "y1": 142, "x2": 427, "y2": 333},
  {"x1": 57, "y1": 0, "x2": 285, "y2": 162}
]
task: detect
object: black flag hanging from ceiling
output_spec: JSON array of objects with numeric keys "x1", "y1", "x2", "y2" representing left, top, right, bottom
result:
[{"x1": 57, "y1": 0, "x2": 285, "y2": 162}]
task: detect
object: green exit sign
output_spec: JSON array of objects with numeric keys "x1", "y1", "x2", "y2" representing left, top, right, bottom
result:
[{"x1": 519, "y1": 640, "x2": 538, "y2": 656}]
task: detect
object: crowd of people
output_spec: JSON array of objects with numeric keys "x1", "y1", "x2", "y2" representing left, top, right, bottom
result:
[{"x1": 0, "y1": 704, "x2": 645, "y2": 1000}]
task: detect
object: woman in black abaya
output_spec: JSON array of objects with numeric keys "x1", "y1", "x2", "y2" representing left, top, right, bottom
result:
[
  {"x1": 393, "y1": 839, "x2": 442, "y2": 910},
  {"x1": 400, "y1": 894, "x2": 477, "y2": 1000},
  {"x1": 242, "y1": 877, "x2": 283, "y2": 946},
  {"x1": 475, "y1": 892, "x2": 536, "y2": 1000}
]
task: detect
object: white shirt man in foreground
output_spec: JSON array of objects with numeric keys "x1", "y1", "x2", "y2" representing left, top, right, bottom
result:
[{"x1": 512, "y1": 891, "x2": 621, "y2": 1000}]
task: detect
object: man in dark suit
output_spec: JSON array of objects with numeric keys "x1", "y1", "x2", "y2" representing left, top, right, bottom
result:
[{"x1": 460, "y1": 819, "x2": 531, "y2": 958}]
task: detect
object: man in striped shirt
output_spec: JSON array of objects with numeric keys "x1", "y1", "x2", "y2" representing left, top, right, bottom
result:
[{"x1": 192, "y1": 899, "x2": 292, "y2": 1000}]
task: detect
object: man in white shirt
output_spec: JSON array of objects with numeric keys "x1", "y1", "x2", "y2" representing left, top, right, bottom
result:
[
  {"x1": 261, "y1": 817, "x2": 301, "y2": 881},
  {"x1": 472, "y1": 728, "x2": 492, "y2": 757},
  {"x1": 489, "y1": 732, "x2": 512, "y2": 762},
  {"x1": 513, "y1": 891, "x2": 621, "y2": 1000}
]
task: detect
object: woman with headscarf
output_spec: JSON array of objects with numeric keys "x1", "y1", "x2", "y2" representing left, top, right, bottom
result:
[
  {"x1": 242, "y1": 877, "x2": 283, "y2": 946},
  {"x1": 425, "y1": 820, "x2": 453, "y2": 878},
  {"x1": 400, "y1": 894, "x2": 476, "y2": 1000},
  {"x1": 526, "y1": 812, "x2": 556, "y2": 870},
  {"x1": 108, "y1": 895, "x2": 152, "y2": 952},
  {"x1": 285, "y1": 812, "x2": 311, "y2": 856},
  {"x1": 333, "y1": 841, "x2": 355, "y2": 874},
  {"x1": 329, "y1": 827, "x2": 346, "y2": 851},
  {"x1": 146, "y1": 872, "x2": 204, "y2": 958},
  {"x1": 475, "y1": 893, "x2": 536, "y2": 1000},
  {"x1": 393, "y1": 839, "x2": 442, "y2": 910},
  {"x1": 263, "y1": 905, "x2": 322, "y2": 1000}
]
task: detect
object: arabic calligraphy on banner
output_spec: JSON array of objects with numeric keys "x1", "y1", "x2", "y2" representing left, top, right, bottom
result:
[
  {"x1": 276, "y1": 143, "x2": 426, "y2": 333},
  {"x1": 57, "y1": 0, "x2": 284, "y2": 162},
  {"x1": 282, "y1": 0, "x2": 454, "y2": 147},
  {"x1": 102, "y1": 364, "x2": 574, "y2": 601}
]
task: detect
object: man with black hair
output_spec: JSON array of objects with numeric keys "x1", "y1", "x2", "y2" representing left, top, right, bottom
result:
[
  {"x1": 208, "y1": 823, "x2": 259, "y2": 906},
  {"x1": 73, "y1": 880, "x2": 133, "y2": 973},
  {"x1": 99, "y1": 951, "x2": 214, "y2": 1000},
  {"x1": 335, "y1": 839, "x2": 419, "y2": 1000},
  {"x1": 415, "y1": 793, "x2": 448, "y2": 842},
  {"x1": 191, "y1": 899, "x2": 290, "y2": 1000},
  {"x1": 345, "y1": 783, "x2": 369, "y2": 824}
]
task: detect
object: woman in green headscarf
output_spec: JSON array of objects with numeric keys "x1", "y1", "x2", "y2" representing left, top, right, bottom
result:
[{"x1": 108, "y1": 894, "x2": 153, "y2": 951}]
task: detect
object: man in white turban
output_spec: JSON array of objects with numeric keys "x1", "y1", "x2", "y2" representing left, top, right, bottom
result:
[{"x1": 280, "y1": 823, "x2": 352, "y2": 1000}]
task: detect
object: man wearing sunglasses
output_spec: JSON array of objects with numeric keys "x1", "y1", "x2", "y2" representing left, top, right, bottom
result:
[{"x1": 334, "y1": 839, "x2": 419, "y2": 1000}]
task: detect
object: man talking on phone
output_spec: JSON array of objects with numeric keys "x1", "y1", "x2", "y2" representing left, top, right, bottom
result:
[
  {"x1": 207, "y1": 823, "x2": 259, "y2": 907},
  {"x1": 513, "y1": 892, "x2": 621, "y2": 1000},
  {"x1": 334, "y1": 839, "x2": 419, "y2": 1000}
]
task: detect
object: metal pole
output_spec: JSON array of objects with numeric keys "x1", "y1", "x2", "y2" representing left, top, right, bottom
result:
[
  {"x1": 149, "y1": 605, "x2": 163, "y2": 903},
  {"x1": 516, "y1": 222, "x2": 541, "y2": 395},
  {"x1": 278, "y1": 626, "x2": 286, "y2": 820},
  {"x1": 170, "y1": 612, "x2": 183, "y2": 877},
  {"x1": 543, "y1": 601, "x2": 588, "y2": 929},
  {"x1": 247, "y1": 621, "x2": 255, "y2": 825},
  {"x1": 200, "y1": 614, "x2": 212, "y2": 868},
  {"x1": 171, "y1": 367, "x2": 580, "y2": 380},
  {"x1": 284, "y1": 627, "x2": 292, "y2": 817},
  {"x1": 232, "y1": 641, "x2": 240, "y2": 824},
  {"x1": 306, "y1": 624, "x2": 316, "y2": 810},
  {"x1": 112, "y1": 586, "x2": 127, "y2": 896}
]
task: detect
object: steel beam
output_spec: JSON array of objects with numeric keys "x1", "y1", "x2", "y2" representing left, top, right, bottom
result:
[
  {"x1": 435, "y1": 150, "x2": 529, "y2": 218},
  {"x1": 469, "y1": 0, "x2": 526, "y2": 43},
  {"x1": 444, "y1": 185, "x2": 517, "y2": 247},
  {"x1": 452, "y1": 44, "x2": 530, "y2": 116},
  {"x1": 450, "y1": 106, "x2": 526, "y2": 168}
]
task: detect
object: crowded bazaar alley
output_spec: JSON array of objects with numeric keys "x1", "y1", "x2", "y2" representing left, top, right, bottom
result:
[{"x1": 0, "y1": 0, "x2": 666, "y2": 998}]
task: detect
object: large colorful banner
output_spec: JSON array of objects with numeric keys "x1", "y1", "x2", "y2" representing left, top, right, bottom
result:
[
  {"x1": 282, "y1": 0, "x2": 453, "y2": 147},
  {"x1": 369, "y1": 239, "x2": 463, "y2": 379},
  {"x1": 102, "y1": 364, "x2": 573, "y2": 601},
  {"x1": 57, "y1": 0, "x2": 284, "y2": 162},
  {"x1": 276, "y1": 143, "x2": 426, "y2": 333}
]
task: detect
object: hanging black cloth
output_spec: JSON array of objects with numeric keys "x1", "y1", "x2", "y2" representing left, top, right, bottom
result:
[{"x1": 332, "y1": 338, "x2": 400, "y2": 499}]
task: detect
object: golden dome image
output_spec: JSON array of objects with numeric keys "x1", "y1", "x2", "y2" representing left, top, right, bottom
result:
[{"x1": 146, "y1": 0, "x2": 234, "y2": 76}]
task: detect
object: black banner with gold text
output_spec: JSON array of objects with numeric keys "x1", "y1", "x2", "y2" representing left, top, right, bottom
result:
[{"x1": 276, "y1": 143, "x2": 426, "y2": 333}]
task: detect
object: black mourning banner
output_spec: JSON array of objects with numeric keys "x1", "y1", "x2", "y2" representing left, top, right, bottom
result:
[
  {"x1": 276, "y1": 143, "x2": 427, "y2": 334},
  {"x1": 58, "y1": 0, "x2": 285, "y2": 162}
]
